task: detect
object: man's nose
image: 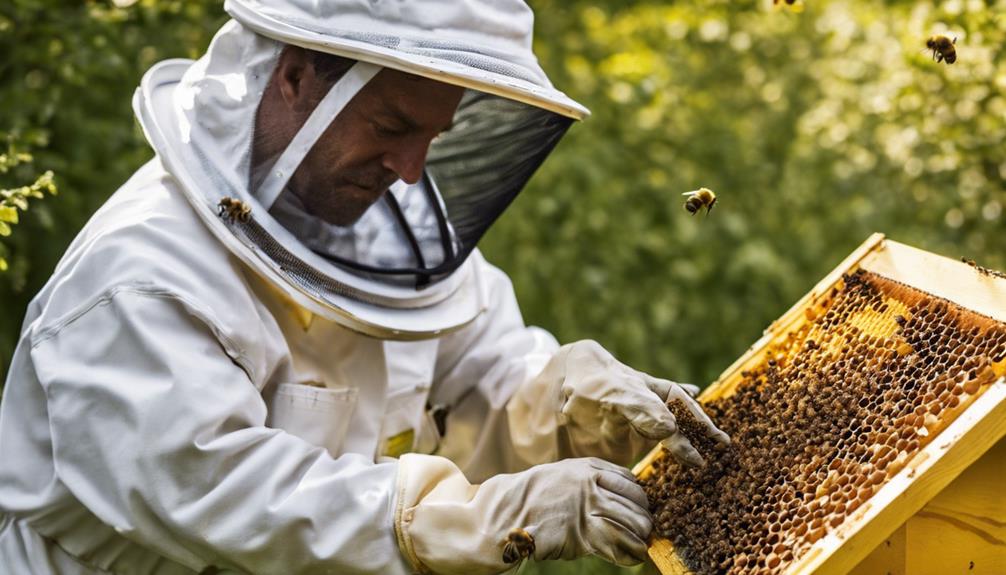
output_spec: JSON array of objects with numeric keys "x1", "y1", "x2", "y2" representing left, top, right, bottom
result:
[{"x1": 383, "y1": 140, "x2": 429, "y2": 185}]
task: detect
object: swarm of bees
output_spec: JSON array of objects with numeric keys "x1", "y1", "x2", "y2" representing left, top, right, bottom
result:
[
  {"x1": 217, "y1": 196, "x2": 252, "y2": 224},
  {"x1": 502, "y1": 527, "x2": 535, "y2": 566},
  {"x1": 682, "y1": 187, "x2": 717, "y2": 216},
  {"x1": 926, "y1": 34, "x2": 957, "y2": 65}
]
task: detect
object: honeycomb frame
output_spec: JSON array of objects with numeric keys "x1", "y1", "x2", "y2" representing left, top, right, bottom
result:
[{"x1": 633, "y1": 234, "x2": 1006, "y2": 575}]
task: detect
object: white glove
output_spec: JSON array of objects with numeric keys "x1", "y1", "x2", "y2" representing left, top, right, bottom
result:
[
  {"x1": 509, "y1": 340, "x2": 730, "y2": 468},
  {"x1": 395, "y1": 455, "x2": 651, "y2": 575}
]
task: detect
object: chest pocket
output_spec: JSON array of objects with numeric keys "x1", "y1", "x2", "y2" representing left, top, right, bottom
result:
[
  {"x1": 380, "y1": 340, "x2": 440, "y2": 457},
  {"x1": 379, "y1": 384, "x2": 432, "y2": 457},
  {"x1": 267, "y1": 382, "x2": 358, "y2": 457}
]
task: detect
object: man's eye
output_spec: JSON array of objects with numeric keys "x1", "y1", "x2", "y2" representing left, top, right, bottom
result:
[{"x1": 372, "y1": 122, "x2": 403, "y2": 137}]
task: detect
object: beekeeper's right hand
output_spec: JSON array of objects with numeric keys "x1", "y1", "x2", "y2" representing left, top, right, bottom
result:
[{"x1": 395, "y1": 455, "x2": 652, "y2": 574}]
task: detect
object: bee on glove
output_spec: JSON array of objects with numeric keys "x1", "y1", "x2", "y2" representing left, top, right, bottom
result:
[{"x1": 502, "y1": 527, "x2": 535, "y2": 570}]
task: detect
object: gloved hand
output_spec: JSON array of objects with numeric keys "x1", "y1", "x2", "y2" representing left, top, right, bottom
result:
[
  {"x1": 395, "y1": 455, "x2": 651, "y2": 575},
  {"x1": 509, "y1": 340, "x2": 730, "y2": 468}
]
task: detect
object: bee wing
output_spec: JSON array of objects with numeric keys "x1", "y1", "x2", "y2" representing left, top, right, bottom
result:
[{"x1": 682, "y1": 191, "x2": 698, "y2": 197}]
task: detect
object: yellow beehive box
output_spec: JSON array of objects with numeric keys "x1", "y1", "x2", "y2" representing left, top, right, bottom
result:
[{"x1": 633, "y1": 233, "x2": 1006, "y2": 575}]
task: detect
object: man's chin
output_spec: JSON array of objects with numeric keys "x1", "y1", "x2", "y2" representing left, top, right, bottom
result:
[{"x1": 312, "y1": 200, "x2": 379, "y2": 227}]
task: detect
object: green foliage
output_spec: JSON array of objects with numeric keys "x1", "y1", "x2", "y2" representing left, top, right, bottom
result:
[
  {"x1": 3, "y1": 2, "x2": 1006, "y2": 573},
  {"x1": 0, "y1": 0, "x2": 227, "y2": 371},
  {"x1": 0, "y1": 134, "x2": 58, "y2": 273}
]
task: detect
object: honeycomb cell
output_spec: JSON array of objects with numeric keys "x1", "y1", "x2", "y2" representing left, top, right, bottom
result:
[{"x1": 641, "y1": 270, "x2": 1006, "y2": 575}]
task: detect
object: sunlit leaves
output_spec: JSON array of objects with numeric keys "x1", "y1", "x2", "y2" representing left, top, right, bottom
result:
[{"x1": 0, "y1": 134, "x2": 57, "y2": 272}]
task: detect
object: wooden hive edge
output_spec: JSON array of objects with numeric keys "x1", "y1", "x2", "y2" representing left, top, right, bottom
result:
[
  {"x1": 858, "y1": 239, "x2": 1006, "y2": 324},
  {"x1": 647, "y1": 538, "x2": 694, "y2": 575}
]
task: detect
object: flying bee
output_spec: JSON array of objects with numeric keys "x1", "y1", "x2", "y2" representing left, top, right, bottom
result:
[
  {"x1": 502, "y1": 527, "x2": 535, "y2": 566},
  {"x1": 772, "y1": 0, "x2": 804, "y2": 12},
  {"x1": 682, "y1": 187, "x2": 717, "y2": 216},
  {"x1": 217, "y1": 197, "x2": 252, "y2": 223},
  {"x1": 926, "y1": 35, "x2": 957, "y2": 64}
]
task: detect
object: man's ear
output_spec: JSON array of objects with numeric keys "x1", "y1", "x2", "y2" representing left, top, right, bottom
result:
[{"x1": 276, "y1": 46, "x2": 318, "y2": 113}]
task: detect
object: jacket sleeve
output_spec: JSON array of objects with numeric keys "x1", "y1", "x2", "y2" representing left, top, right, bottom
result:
[
  {"x1": 28, "y1": 286, "x2": 411, "y2": 575},
  {"x1": 430, "y1": 253, "x2": 562, "y2": 482}
]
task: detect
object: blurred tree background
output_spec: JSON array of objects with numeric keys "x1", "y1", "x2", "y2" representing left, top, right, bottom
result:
[{"x1": 2, "y1": 0, "x2": 1005, "y2": 573}]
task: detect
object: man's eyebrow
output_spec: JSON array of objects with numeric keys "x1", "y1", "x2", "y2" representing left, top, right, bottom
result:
[{"x1": 383, "y1": 101, "x2": 454, "y2": 133}]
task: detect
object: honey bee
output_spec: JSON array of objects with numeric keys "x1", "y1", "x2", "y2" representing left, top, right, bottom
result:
[
  {"x1": 926, "y1": 35, "x2": 957, "y2": 64},
  {"x1": 682, "y1": 187, "x2": 717, "y2": 216},
  {"x1": 961, "y1": 256, "x2": 1006, "y2": 279},
  {"x1": 502, "y1": 527, "x2": 535, "y2": 565},
  {"x1": 217, "y1": 197, "x2": 252, "y2": 223}
]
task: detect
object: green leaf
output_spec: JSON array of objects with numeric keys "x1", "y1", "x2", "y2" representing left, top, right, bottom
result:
[
  {"x1": 0, "y1": 221, "x2": 10, "y2": 237},
  {"x1": 0, "y1": 257, "x2": 7, "y2": 272},
  {"x1": 38, "y1": 170, "x2": 57, "y2": 195},
  {"x1": 0, "y1": 206, "x2": 18, "y2": 224}
]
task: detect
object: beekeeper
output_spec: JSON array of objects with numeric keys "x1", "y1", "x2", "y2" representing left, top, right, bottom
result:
[{"x1": 0, "y1": 1, "x2": 730, "y2": 574}]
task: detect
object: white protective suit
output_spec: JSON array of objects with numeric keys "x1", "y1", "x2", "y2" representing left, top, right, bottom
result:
[{"x1": 0, "y1": 1, "x2": 729, "y2": 574}]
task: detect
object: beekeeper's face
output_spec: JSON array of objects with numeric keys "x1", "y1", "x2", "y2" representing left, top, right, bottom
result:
[{"x1": 257, "y1": 47, "x2": 464, "y2": 226}]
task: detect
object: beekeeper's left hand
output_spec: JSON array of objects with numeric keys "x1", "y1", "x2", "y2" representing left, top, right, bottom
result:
[{"x1": 510, "y1": 340, "x2": 730, "y2": 468}]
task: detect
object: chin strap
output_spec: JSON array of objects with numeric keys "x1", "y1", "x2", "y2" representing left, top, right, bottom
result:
[{"x1": 255, "y1": 61, "x2": 381, "y2": 209}]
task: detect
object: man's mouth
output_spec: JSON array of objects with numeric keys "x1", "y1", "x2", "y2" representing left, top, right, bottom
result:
[{"x1": 345, "y1": 172, "x2": 398, "y2": 195}]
